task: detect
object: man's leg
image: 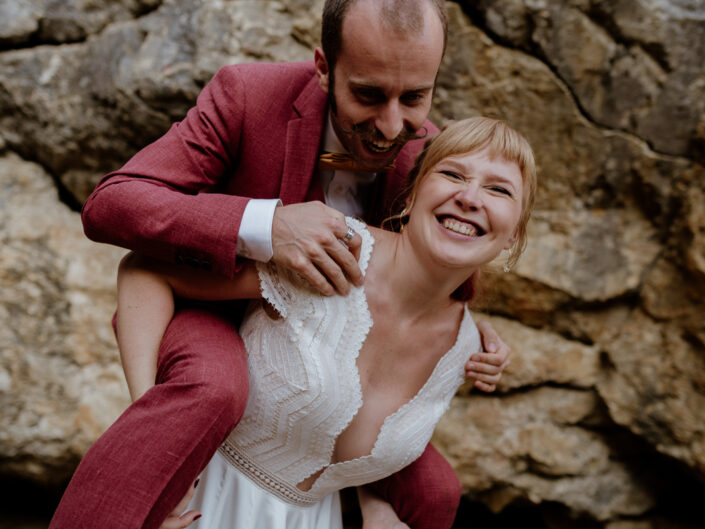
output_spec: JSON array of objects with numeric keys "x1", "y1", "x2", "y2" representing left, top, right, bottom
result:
[
  {"x1": 366, "y1": 444, "x2": 462, "y2": 529},
  {"x1": 49, "y1": 304, "x2": 249, "y2": 529}
]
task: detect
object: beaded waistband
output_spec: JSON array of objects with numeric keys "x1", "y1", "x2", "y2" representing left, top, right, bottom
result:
[{"x1": 217, "y1": 442, "x2": 320, "y2": 507}]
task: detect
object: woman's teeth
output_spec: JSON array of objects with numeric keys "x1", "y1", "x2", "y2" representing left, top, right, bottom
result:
[{"x1": 442, "y1": 218, "x2": 478, "y2": 236}]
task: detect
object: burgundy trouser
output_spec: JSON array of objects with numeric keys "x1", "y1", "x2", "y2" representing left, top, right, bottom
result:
[{"x1": 49, "y1": 304, "x2": 460, "y2": 529}]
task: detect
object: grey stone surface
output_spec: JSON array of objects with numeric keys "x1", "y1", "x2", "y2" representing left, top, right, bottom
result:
[{"x1": 1, "y1": 0, "x2": 704, "y2": 526}]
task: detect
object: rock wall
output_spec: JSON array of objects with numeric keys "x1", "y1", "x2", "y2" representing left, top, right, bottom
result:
[{"x1": 1, "y1": 1, "x2": 703, "y2": 527}]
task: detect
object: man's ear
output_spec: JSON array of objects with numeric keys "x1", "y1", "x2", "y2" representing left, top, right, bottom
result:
[{"x1": 314, "y1": 47, "x2": 330, "y2": 93}]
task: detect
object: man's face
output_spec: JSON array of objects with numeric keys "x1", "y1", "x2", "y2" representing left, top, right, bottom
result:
[{"x1": 315, "y1": 0, "x2": 444, "y2": 172}]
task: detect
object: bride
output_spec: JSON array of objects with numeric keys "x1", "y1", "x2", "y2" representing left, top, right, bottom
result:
[{"x1": 115, "y1": 116, "x2": 536, "y2": 529}]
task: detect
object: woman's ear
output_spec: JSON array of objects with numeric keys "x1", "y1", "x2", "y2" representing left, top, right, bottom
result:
[
  {"x1": 504, "y1": 226, "x2": 520, "y2": 250},
  {"x1": 314, "y1": 48, "x2": 330, "y2": 93}
]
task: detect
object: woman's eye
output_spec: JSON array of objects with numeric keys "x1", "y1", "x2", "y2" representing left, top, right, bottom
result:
[
  {"x1": 440, "y1": 170, "x2": 464, "y2": 181},
  {"x1": 490, "y1": 186, "x2": 512, "y2": 196}
]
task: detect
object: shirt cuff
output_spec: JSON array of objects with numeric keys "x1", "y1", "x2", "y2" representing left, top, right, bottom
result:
[{"x1": 237, "y1": 198, "x2": 281, "y2": 262}]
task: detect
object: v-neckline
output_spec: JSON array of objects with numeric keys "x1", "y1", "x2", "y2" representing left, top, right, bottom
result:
[{"x1": 299, "y1": 221, "x2": 472, "y2": 492}]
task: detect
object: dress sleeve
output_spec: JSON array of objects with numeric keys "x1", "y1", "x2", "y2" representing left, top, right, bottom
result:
[{"x1": 255, "y1": 262, "x2": 294, "y2": 319}]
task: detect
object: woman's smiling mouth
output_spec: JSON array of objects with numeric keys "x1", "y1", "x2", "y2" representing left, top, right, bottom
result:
[{"x1": 439, "y1": 216, "x2": 484, "y2": 237}]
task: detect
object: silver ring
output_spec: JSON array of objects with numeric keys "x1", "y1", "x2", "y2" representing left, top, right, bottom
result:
[{"x1": 342, "y1": 227, "x2": 355, "y2": 244}]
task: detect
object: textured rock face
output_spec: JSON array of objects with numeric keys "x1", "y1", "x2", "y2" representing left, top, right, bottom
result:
[
  {"x1": 0, "y1": 153, "x2": 128, "y2": 483},
  {"x1": 0, "y1": 0, "x2": 704, "y2": 527}
]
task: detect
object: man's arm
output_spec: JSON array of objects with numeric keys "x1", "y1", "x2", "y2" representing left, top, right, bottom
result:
[
  {"x1": 82, "y1": 66, "x2": 256, "y2": 278},
  {"x1": 83, "y1": 63, "x2": 365, "y2": 295}
]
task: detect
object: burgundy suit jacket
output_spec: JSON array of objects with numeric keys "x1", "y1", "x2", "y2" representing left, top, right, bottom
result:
[{"x1": 82, "y1": 61, "x2": 437, "y2": 277}]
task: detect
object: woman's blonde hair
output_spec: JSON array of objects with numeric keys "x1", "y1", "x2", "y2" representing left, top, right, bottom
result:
[{"x1": 392, "y1": 116, "x2": 537, "y2": 270}]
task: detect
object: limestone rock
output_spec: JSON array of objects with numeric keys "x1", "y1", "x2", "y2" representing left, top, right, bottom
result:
[
  {"x1": 0, "y1": 0, "x2": 44, "y2": 44},
  {"x1": 1, "y1": 0, "x2": 705, "y2": 527},
  {"x1": 597, "y1": 309, "x2": 705, "y2": 475},
  {"x1": 516, "y1": 206, "x2": 660, "y2": 302},
  {"x1": 684, "y1": 175, "x2": 705, "y2": 279},
  {"x1": 462, "y1": 0, "x2": 705, "y2": 159},
  {"x1": 0, "y1": 153, "x2": 128, "y2": 483},
  {"x1": 0, "y1": 0, "x2": 160, "y2": 45},
  {"x1": 0, "y1": 0, "x2": 318, "y2": 203},
  {"x1": 434, "y1": 387, "x2": 655, "y2": 520}
]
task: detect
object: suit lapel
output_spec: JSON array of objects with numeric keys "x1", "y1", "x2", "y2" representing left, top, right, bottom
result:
[{"x1": 279, "y1": 75, "x2": 328, "y2": 205}]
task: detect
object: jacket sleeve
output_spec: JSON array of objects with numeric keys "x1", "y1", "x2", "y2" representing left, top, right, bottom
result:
[{"x1": 81, "y1": 66, "x2": 251, "y2": 278}]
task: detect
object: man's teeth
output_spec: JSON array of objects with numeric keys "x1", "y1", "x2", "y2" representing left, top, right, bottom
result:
[
  {"x1": 442, "y1": 218, "x2": 478, "y2": 236},
  {"x1": 366, "y1": 140, "x2": 394, "y2": 152}
]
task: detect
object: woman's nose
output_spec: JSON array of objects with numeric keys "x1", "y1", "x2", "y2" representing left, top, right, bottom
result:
[{"x1": 455, "y1": 183, "x2": 482, "y2": 210}]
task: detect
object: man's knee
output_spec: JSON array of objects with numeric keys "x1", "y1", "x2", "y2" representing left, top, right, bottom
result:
[
  {"x1": 420, "y1": 470, "x2": 462, "y2": 517},
  {"x1": 191, "y1": 377, "x2": 249, "y2": 431},
  {"x1": 387, "y1": 445, "x2": 462, "y2": 527},
  {"x1": 156, "y1": 305, "x2": 250, "y2": 429}
]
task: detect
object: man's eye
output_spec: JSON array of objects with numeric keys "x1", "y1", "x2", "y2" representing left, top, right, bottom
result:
[
  {"x1": 401, "y1": 92, "x2": 425, "y2": 105},
  {"x1": 355, "y1": 90, "x2": 383, "y2": 104}
]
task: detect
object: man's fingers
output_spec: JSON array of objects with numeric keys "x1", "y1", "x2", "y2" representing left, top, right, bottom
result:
[
  {"x1": 270, "y1": 202, "x2": 365, "y2": 295},
  {"x1": 346, "y1": 232, "x2": 363, "y2": 262},
  {"x1": 312, "y1": 250, "x2": 351, "y2": 295},
  {"x1": 327, "y1": 233, "x2": 363, "y2": 288},
  {"x1": 297, "y1": 259, "x2": 338, "y2": 296}
]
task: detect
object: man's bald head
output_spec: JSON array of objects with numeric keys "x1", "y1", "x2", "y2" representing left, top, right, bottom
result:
[{"x1": 321, "y1": 0, "x2": 448, "y2": 78}]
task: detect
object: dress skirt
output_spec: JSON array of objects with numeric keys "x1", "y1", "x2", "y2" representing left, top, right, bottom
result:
[{"x1": 189, "y1": 451, "x2": 343, "y2": 529}]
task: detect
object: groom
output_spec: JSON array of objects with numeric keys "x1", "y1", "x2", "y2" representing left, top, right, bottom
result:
[{"x1": 51, "y1": 1, "x2": 510, "y2": 528}]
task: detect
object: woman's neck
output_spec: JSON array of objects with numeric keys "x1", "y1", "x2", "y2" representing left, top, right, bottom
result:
[{"x1": 365, "y1": 227, "x2": 471, "y2": 320}]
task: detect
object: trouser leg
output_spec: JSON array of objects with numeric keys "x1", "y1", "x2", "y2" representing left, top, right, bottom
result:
[
  {"x1": 49, "y1": 304, "x2": 249, "y2": 529},
  {"x1": 366, "y1": 444, "x2": 462, "y2": 529}
]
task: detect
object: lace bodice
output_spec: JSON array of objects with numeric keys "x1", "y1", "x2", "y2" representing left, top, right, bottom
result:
[{"x1": 218, "y1": 218, "x2": 480, "y2": 505}]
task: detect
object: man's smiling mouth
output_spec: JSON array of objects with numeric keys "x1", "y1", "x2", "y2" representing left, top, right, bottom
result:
[{"x1": 364, "y1": 139, "x2": 395, "y2": 153}]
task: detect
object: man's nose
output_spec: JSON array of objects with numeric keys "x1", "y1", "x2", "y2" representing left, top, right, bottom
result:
[{"x1": 374, "y1": 101, "x2": 404, "y2": 140}]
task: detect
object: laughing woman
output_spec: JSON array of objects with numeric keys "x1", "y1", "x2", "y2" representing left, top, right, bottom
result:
[{"x1": 115, "y1": 116, "x2": 536, "y2": 529}]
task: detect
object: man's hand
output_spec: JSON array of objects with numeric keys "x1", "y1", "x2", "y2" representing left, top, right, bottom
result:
[
  {"x1": 158, "y1": 480, "x2": 201, "y2": 529},
  {"x1": 466, "y1": 320, "x2": 511, "y2": 392},
  {"x1": 271, "y1": 202, "x2": 363, "y2": 296}
]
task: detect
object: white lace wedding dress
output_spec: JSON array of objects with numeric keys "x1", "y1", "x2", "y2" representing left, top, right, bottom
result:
[{"x1": 189, "y1": 218, "x2": 480, "y2": 528}]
